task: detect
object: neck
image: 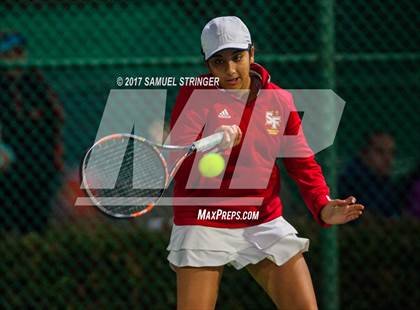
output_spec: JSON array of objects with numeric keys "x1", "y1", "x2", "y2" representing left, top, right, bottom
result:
[{"x1": 241, "y1": 75, "x2": 251, "y2": 90}]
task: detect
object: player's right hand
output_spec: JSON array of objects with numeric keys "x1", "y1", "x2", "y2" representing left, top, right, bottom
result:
[{"x1": 215, "y1": 125, "x2": 242, "y2": 150}]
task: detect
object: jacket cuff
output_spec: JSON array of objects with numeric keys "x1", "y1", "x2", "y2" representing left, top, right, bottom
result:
[{"x1": 314, "y1": 194, "x2": 332, "y2": 228}]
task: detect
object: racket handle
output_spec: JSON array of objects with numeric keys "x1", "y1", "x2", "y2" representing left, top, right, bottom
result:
[{"x1": 193, "y1": 132, "x2": 224, "y2": 152}]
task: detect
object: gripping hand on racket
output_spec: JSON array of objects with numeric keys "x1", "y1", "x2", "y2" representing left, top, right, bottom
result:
[
  {"x1": 215, "y1": 125, "x2": 242, "y2": 150},
  {"x1": 320, "y1": 196, "x2": 364, "y2": 224}
]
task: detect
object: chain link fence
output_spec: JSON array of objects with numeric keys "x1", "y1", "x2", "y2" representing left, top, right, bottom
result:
[{"x1": 1, "y1": 0, "x2": 419, "y2": 309}]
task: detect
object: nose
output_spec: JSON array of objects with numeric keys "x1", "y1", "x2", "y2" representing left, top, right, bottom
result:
[{"x1": 225, "y1": 60, "x2": 236, "y2": 75}]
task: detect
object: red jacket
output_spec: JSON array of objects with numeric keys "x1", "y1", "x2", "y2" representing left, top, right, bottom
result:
[{"x1": 170, "y1": 63, "x2": 330, "y2": 228}]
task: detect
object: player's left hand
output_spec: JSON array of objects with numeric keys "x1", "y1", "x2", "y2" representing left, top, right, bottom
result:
[{"x1": 320, "y1": 196, "x2": 364, "y2": 225}]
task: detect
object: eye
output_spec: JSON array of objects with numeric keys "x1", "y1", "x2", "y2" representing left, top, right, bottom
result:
[
  {"x1": 212, "y1": 58, "x2": 223, "y2": 65},
  {"x1": 233, "y1": 54, "x2": 243, "y2": 62}
]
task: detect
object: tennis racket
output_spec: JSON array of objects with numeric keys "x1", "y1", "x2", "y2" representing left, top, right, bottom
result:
[{"x1": 81, "y1": 132, "x2": 223, "y2": 218}]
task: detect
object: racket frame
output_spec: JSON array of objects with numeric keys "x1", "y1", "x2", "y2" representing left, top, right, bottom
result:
[
  {"x1": 81, "y1": 132, "x2": 223, "y2": 218},
  {"x1": 82, "y1": 134, "x2": 171, "y2": 218}
]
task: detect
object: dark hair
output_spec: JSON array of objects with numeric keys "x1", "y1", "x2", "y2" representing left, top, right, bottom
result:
[
  {"x1": 0, "y1": 32, "x2": 26, "y2": 54},
  {"x1": 361, "y1": 130, "x2": 395, "y2": 152},
  {"x1": 202, "y1": 43, "x2": 253, "y2": 61}
]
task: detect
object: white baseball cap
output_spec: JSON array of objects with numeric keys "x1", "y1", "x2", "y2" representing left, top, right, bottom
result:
[{"x1": 201, "y1": 16, "x2": 252, "y2": 60}]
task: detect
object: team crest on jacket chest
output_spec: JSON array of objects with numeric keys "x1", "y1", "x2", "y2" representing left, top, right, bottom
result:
[{"x1": 265, "y1": 111, "x2": 281, "y2": 135}]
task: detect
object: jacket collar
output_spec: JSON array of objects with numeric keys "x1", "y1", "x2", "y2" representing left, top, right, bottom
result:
[{"x1": 249, "y1": 62, "x2": 271, "y2": 88}]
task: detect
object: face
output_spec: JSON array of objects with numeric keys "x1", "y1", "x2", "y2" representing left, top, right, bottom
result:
[
  {"x1": 363, "y1": 134, "x2": 396, "y2": 176},
  {"x1": 206, "y1": 47, "x2": 254, "y2": 90}
]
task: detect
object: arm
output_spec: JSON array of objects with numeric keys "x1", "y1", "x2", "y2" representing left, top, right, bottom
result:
[
  {"x1": 34, "y1": 69, "x2": 65, "y2": 172},
  {"x1": 281, "y1": 94, "x2": 363, "y2": 226},
  {"x1": 282, "y1": 154, "x2": 332, "y2": 227},
  {"x1": 170, "y1": 86, "x2": 206, "y2": 145},
  {"x1": 48, "y1": 88, "x2": 65, "y2": 172},
  {"x1": 170, "y1": 86, "x2": 241, "y2": 147}
]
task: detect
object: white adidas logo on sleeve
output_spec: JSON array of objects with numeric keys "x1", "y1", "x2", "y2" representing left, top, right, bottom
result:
[{"x1": 218, "y1": 109, "x2": 231, "y2": 119}]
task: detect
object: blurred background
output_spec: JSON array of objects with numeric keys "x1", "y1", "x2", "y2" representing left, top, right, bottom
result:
[{"x1": 0, "y1": 0, "x2": 419, "y2": 309}]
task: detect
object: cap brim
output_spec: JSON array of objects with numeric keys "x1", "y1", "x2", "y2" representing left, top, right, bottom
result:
[{"x1": 205, "y1": 43, "x2": 250, "y2": 60}]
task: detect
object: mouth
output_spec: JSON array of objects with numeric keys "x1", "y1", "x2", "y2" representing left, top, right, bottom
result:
[{"x1": 225, "y1": 77, "x2": 240, "y2": 86}]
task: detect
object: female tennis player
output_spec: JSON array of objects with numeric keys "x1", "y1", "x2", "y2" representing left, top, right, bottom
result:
[{"x1": 167, "y1": 16, "x2": 364, "y2": 309}]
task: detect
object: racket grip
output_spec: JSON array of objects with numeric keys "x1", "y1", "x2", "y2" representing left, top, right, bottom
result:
[{"x1": 193, "y1": 132, "x2": 224, "y2": 152}]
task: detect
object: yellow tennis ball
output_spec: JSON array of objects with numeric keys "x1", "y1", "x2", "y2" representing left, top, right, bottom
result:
[{"x1": 198, "y1": 153, "x2": 225, "y2": 178}]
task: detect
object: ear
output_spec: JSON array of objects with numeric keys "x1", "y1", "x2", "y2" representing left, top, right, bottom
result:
[{"x1": 249, "y1": 46, "x2": 255, "y2": 64}]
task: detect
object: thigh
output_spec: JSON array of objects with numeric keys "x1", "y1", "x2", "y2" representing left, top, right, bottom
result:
[
  {"x1": 246, "y1": 253, "x2": 317, "y2": 310},
  {"x1": 175, "y1": 265, "x2": 224, "y2": 310}
]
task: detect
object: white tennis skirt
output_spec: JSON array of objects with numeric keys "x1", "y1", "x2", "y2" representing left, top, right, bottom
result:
[{"x1": 166, "y1": 216, "x2": 309, "y2": 271}]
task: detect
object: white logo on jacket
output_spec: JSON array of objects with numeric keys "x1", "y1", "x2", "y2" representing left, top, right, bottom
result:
[
  {"x1": 265, "y1": 111, "x2": 280, "y2": 135},
  {"x1": 218, "y1": 109, "x2": 231, "y2": 119}
]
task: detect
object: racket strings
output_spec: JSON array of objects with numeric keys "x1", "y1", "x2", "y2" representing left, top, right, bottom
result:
[{"x1": 84, "y1": 137, "x2": 167, "y2": 216}]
